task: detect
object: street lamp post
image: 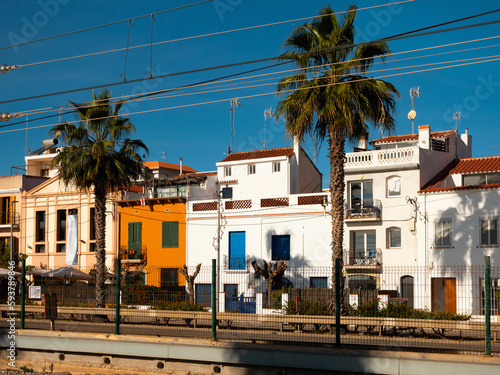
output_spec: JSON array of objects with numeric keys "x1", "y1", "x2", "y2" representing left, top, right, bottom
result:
[{"x1": 10, "y1": 200, "x2": 18, "y2": 263}]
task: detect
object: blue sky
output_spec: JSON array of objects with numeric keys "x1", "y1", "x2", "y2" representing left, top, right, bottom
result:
[{"x1": 1, "y1": 0, "x2": 500, "y2": 187}]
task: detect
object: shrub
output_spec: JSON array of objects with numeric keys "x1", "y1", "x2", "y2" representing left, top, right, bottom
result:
[
  {"x1": 284, "y1": 299, "x2": 330, "y2": 316},
  {"x1": 152, "y1": 300, "x2": 205, "y2": 311},
  {"x1": 348, "y1": 300, "x2": 471, "y2": 321}
]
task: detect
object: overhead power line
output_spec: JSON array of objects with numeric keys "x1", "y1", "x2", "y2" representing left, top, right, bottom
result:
[
  {"x1": 0, "y1": 0, "x2": 215, "y2": 52},
  {"x1": 2, "y1": 8, "x2": 500, "y2": 110},
  {"x1": 2, "y1": 54, "x2": 499, "y2": 135}
]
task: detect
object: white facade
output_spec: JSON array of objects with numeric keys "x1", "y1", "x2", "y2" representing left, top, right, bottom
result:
[{"x1": 187, "y1": 143, "x2": 330, "y2": 305}]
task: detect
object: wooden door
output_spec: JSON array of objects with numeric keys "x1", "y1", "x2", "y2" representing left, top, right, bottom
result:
[{"x1": 444, "y1": 278, "x2": 456, "y2": 313}]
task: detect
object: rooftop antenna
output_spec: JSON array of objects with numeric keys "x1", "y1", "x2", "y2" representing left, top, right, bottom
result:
[
  {"x1": 263, "y1": 108, "x2": 273, "y2": 149},
  {"x1": 408, "y1": 87, "x2": 419, "y2": 134},
  {"x1": 159, "y1": 149, "x2": 167, "y2": 161},
  {"x1": 453, "y1": 112, "x2": 461, "y2": 132},
  {"x1": 229, "y1": 98, "x2": 241, "y2": 154}
]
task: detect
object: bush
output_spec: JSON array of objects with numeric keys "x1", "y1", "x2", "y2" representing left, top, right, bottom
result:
[
  {"x1": 348, "y1": 300, "x2": 471, "y2": 321},
  {"x1": 284, "y1": 299, "x2": 330, "y2": 316},
  {"x1": 121, "y1": 284, "x2": 186, "y2": 305},
  {"x1": 152, "y1": 300, "x2": 205, "y2": 311}
]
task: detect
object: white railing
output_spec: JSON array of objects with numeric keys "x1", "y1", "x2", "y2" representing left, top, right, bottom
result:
[{"x1": 345, "y1": 147, "x2": 418, "y2": 168}]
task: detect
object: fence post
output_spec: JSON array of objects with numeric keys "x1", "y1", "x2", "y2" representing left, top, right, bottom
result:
[
  {"x1": 115, "y1": 258, "x2": 121, "y2": 335},
  {"x1": 20, "y1": 258, "x2": 26, "y2": 329},
  {"x1": 211, "y1": 259, "x2": 217, "y2": 340},
  {"x1": 485, "y1": 256, "x2": 491, "y2": 356},
  {"x1": 335, "y1": 257, "x2": 341, "y2": 347}
]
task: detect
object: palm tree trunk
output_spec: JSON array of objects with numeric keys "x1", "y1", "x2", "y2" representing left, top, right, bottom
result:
[
  {"x1": 94, "y1": 184, "x2": 107, "y2": 308},
  {"x1": 328, "y1": 127, "x2": 346, "y2": 313}
]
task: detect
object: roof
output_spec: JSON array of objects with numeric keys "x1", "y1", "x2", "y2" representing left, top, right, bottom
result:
[
  {"x1": 219, "y1": 147, "x2": 295, "y2": 163},
  {"x1": 420, "y1": 156, "x2": 500, "y2": 193},
  {"x1": 144, "y1": 161, "x2": 197, "y2": 173},
  {"x1": 370, "y1": 130, "x2": 456, "y2": 145},
  {"x1": 128, "y1": 184, "x2": 143, "y2": 194}
]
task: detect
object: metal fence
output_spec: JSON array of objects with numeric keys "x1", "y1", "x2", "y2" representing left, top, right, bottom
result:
[{"x1": 2, "y1": 261, "x2": 499, "y2": 355}]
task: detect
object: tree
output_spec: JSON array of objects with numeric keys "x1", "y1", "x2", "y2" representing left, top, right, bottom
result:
[
  {"x1": 275, "y1": 5, "x2": 399, "y2": 312},
  {"x1": 251, "y1": 259, "x2": 287, "y2": 306},
  {"x1": 50, "y1": 89, "x2": 148, "y2": 307},
  {"x1": 179, "y1": 263, "x2": 202, "y2": 303}
]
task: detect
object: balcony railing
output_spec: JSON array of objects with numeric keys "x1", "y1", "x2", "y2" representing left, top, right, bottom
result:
[
  {"x1": 345, "y1": 200, "x2": 381, "y2": 220},
  {"x1": 0, "y1": 212, "x2": 20, "y2": 226},
  {"x1": 345, "y1": 147, "x2": 418, "y2": 168},
  {"x1": 223, "y1": 255, "x2": 250, "y2": 271},
  {"x1": 119, "y1": 245, "x2": 147, "y2": 264},
  {"x1": 344, "y1": 248, "x2": 382, "y2": 266}
]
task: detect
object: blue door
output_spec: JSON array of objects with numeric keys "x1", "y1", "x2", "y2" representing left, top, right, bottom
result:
[{"x1": 229, "y1": 231, "x2": 246, "y2": 270}]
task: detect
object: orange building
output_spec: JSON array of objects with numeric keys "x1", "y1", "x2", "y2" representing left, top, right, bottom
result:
[{"x1": 117, "y1": 196, "x2": 187, "y2": 287}]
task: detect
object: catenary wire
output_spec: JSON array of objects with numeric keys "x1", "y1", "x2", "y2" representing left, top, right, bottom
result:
[
  {"x1": 0, "y1": 0, "x2": 215, "y2": 52},
  {"x1": 2, "y1": 10, "x2": 500, "y2": 107},
  {"x1": 9, "y1": 33, "x2": 500, "y2": 122},
  {"x1": 12, "y1": 1, "x2": 416, "y2": 67},
  {"x1": 2, "y1": 54, "x2": 500, "y2": 135}
]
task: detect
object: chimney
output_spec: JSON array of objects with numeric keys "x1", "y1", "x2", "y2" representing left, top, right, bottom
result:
[
  {"x1": 179, "y1": 158, "x2": 183, "y2": 175},
  {"x1": 293, "y1": 136, "x2": 300, "y2": 164},
  {"x1": 418, "y1": 125, "x2": 430, "y2": 149},
  {"x1": 460, "y1": 128, "x2": 472, "y2": 158},
  {"x1": 358, "y1": 136, "x2": 367, "y2": 150}
]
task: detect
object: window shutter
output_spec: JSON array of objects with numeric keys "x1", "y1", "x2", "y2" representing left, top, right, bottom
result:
[{"x1": 162, "y1": 221, "x2": 179, "y2": 248}]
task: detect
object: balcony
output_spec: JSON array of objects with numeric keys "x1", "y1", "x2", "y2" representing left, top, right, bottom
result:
[
  {"x1": 0, "y1": 211, "x2": 20, "y2": 229},
  {"x1": 345, "y1": 200, "x2": 381, "y2": 221},
  {"x1": 344, "y1": 248, "x2": 382, "y2": 268},
  {"x1": 119, "y1": 246, "x2": 147, "y2": 264},
  {"x1": 345, "y1": 147, "x2": 418, "y2": 170},
  {"x1": 223, "y1": 255, "x2": 250, "y2": 271}
]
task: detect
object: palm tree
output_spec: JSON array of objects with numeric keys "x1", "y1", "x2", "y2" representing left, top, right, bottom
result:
[
  {"x1": 276, "y1": 5, "x2": 399, "y2": 311},
  {"x1": 50, "y1": 89, "x2": 148, "y2": 307}
]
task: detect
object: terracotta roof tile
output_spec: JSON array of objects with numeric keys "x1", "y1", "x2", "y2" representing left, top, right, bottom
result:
[
  {"x1": 420, "y1": 156, "x2": 500, "y2": 193},
  {"x1": 144, "y1": 161, "x2": 197, "y2": 173},
  {"x1": 219, "y1": 147, "x2": 294, "y2": 162},
  {"x1": 447, "y1": 155, "x2": 500, "y2": 174},
  {"x1": 370, "y1": 130, "x2": 456, "y2": 145},
  {"x1": 128, "y1": 184, "x2": 144, "y2": 194}
]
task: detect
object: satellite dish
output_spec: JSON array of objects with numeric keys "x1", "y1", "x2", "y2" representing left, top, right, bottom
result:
[{"x1": 408, "y1": 110, "x2": 416, "y2": 120}]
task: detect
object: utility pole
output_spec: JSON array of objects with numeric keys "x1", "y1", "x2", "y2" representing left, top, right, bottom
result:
[
  {"x1": 229, "y1": 98, "x2": 241, "y2": 153},
  {"x1": 9, "y1": 200, "x2": 18, "y2": 263},
  {"x1": 216, "y1": 191, "x2": 222, "y2": 312}
]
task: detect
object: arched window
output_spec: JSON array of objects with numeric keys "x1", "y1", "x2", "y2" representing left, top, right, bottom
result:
[{"x1": 387, "y1": 176, "x2": 401, "y2": 197}]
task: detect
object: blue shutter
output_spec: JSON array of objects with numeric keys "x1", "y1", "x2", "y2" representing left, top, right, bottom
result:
[{"x1": 229, "y1": 231, "x2": 245, "y2": 270}]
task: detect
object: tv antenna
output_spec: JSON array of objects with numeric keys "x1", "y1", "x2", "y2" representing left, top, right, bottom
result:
[
  {"x1": 229, "y1": 98, "x2": 241, "y2": 154},
  {"x1": 263, "y1": 108, "x2": 273, "y2": 149},
  {"x1": 159, "y1": 149, "x2": 167, "y2": 160},
  {"x1": 408, "y1": 87, "x2": 419, "y2": 134},
  {"x1": 453, "y1": 112, "x2": 461, "y2": 132}
]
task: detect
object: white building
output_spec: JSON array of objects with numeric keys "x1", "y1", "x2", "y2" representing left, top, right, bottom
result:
[
  {"x1": 344, "y1": 125, "x2": 499, "y2": 318},
  {"x1": 186, "y1": 141, "x2": 332, "y2": 308}
]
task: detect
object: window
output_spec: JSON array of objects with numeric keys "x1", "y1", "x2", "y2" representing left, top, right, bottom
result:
[
  {"x1": 480, "y1": 278, "x2": 499, "y2": 315},
  {"x1": 463, "y1": 173, "x2": 500, "y2": 186},
  {"x1": 35, "y1": 244, "x2": 45, "y2": 253},
  {"x1": 162, "y1": 221, "x2": 179, "y2": 248},
  {"x1": 56, "y1": 244, "x2": 66, "y2": 253},
  {"x1": 35, "y1": 211, "x2": 45, "y2": 242},
  {"x1": 196, "y1": 284, "x2": 212, "y2": 306},
  {"x1": 435, "y1": 219, "x2": 452, "y2": 247},
  {"x1": 222, "y1": 187, "x2": 233, "y2": 199},
  {"x1": 480, "y1": 218, "x2": 498, "y2": 246},
  {"x1": 349, "y1": 181, "x2": 373, "y2": 212},
  {"x1": 89, "y1": 207, "x2": 96, "y2": 252},
  {"x1": 310, "y1": 277, "x2": 328, "y2": 288},
  {"x1": 248, "y1": 164, "x2": 256, "y2": 175},
  {"x1": 351, "y1": 231, "x2": 377, "y2": 263},
  {"x1": 387, "y1": 176, "x2": 401, "y2": 197},
  {"x1": 224, "y1": 166, "x2": 231, "y2": 177},
  {"x1": 160, "y1": 268, "x2": 179, "y2": 287},
  {"x1": 271, "y1": 234, "x2": 290, "y2": 260},
  {"x1": 57, "y1": 210, "x2": 66, "y2": 241},
  {"x1": 272, "y1": 162, "x2": 281, "y2": 173},
  {"x1": 128, "y1": 222, "x2": 142, "y2": 258},
  {"x1": 388, "y1": 227, "x2": 401, "y2": 248}
]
